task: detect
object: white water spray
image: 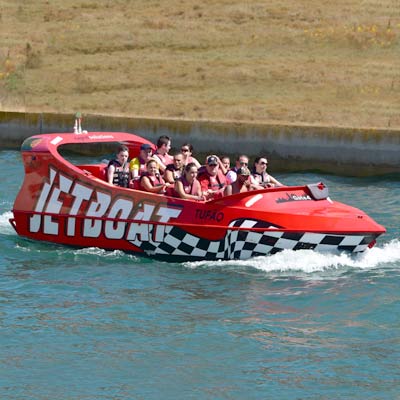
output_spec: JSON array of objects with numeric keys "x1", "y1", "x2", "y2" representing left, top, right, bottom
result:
[
  {"x1": 0, "y1": 211, "x2": 15, "y2": 235},
  {"x1": 2, "y1": 210, "x2": 399, "y2": 273},
  {"x1": 185, "y1": 239, "x2": 400, "y2": 273}
]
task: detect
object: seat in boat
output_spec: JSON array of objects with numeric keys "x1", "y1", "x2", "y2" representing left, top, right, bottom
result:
[{"x1": 77, "y1": 163, "x2": 108, "y2": 180}]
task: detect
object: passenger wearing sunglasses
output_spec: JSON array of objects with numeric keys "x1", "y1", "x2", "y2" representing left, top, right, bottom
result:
[
  {"x1": 251, "y1": 157, "x2": 283, "y2": 188},
  {"x1": 226, "y1": 154, "x2": 250, "y2": 184},
  {"x1": 180, "y1": 143, "x2": 201, "y2": 168}
]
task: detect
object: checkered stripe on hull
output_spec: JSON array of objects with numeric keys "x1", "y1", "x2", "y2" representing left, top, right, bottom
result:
[{"x1": 128, "y1": 219, "x2": 377, "y2": 260}]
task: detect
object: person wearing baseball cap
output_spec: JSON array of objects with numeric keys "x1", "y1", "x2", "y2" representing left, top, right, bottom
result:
[
  {"x1": 231, "y1": 166, "x2": 255, "y2": 194},
  {"x1": 197, "y1": 155, "x2": 232, "y2": 200},
  {"x1": 226, "y1": 154, "x2": 250, "y2": 184},
  {"x1": 129, "y1": 142, "x2": 154, "y2": 180},
  {"x1": 206, "y1": 155, "x2": 218, "y2": 166},
  {"x1": 140, "y1": 143, "x2": 152, "y2": 151}
]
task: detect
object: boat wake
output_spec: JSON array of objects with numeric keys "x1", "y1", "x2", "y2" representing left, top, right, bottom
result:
[
  {"x1": 0, "y1": 211, "x2": 15, "y2": 235},
  {"x1": 3, "y1": 210, "x2": 399, "y2": 274},
  {"x1": 184, "y1": 239, "x2": 400, "y2": 275}
]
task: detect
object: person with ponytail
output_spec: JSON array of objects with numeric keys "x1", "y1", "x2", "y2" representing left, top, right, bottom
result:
[{"x1": 174, "y1": 162, "x2": 204, "y2": 201}]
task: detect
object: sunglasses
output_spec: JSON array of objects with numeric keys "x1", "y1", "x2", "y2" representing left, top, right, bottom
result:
[
  {"x1": 259, "y1": 161, "x2": 268, "y2": 165},
  {"x1": 181, "y1": 148, "x2": 189, "y2": 152},
  {"x1": 240, "y1": 161, "x2": 248, "y2": 165}
]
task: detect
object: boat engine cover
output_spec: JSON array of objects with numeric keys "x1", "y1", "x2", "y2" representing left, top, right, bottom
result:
[{"x1": 307, "y1": 182, "x2": 329, "y2": 200}]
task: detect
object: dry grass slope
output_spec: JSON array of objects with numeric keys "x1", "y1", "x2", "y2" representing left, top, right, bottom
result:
[{"x1": 0, "y1": 0, "x2": 399, "y2": 129}]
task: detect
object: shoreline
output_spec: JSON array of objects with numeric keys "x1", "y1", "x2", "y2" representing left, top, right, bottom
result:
[
  {"x1": 1, "y1": 110, "x2": 399, "y2": 176},
  {"x1": 2, "y1": 106, "x2": 400, "y2": 132}
]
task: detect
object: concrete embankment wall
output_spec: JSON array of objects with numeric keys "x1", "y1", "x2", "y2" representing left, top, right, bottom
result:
[{"x1": 0, "y1": 111, "x2": 399, "y2": 176}]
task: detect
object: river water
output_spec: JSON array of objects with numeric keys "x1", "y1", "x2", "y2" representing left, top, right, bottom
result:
[{"x1": 1, "y1": 149, "x2": 399, "y2": 399}]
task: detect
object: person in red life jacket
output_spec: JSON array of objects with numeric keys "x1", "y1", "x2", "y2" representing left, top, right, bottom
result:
[
  {"x1": 129, "y1": 143, "x2": 153, "y2": 180},
  {"x1": 180, "y1": 143, "x2": 201, "y2": 168},
  {"x1": 251, "y1": 157, "x2": 284, "y2": 188},
  {"x1": 107, "y1": 145, "x2": 130, "y2": 188},
  {"x1": 174, "y1": 162, "x2": 204, "y2": 201},
  {"x1": 140, "y1": 159, "x2": 172, "y2": 194},
  {"x1": 152, "y1": 135, "x2": 173, "y2": 174},
  {"x1": 225, "y1": 154, "x2": 250, "y2": 185},
  {"x1": 198, "y1": 155, "x2": 232, "y2": 200},
  {"x1": 164, "y1": 152, "x2": 184, "y2": 184}
]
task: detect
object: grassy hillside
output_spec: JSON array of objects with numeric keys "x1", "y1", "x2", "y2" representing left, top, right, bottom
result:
[{"x1": 1, "y1": 0, "x2": 399, "y2": 129}]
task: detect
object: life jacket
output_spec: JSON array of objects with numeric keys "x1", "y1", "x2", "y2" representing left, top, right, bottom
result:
[
  {"x1": 198, "y1": 169, "x2": 227, "y2": 191},
  {"x1": 252, "y1": 171, "x2": 271, "y2": 185},
  {"x1": 169, "y1": 175, "x2": 201, "y2": 198},
  {"x1": 186, "y1": 155, "x2": 200, "y2": 166},
  {"x1": 197, "y1": 169, "x2": 228, "y2": 200},
  {"x1": 107, "y1": 159, "x2": 130, "y2": 188},
  {"x1": 180, "y1": 175, "x2": 201, "y2": 195},
  {"x1": 139, "y1": 172, "x2": 165, "y2": 190},
  {"x1": 165, "y1": 164, "x2": 183, "y2": 182},
  {"x1": 153, "y1": 152, "x2": 173, "y2": 168}
]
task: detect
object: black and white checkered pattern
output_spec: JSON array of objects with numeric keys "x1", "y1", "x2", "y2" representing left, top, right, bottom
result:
[{"x1": 128, "y1": 218, "x2": 377, "y2": 260}]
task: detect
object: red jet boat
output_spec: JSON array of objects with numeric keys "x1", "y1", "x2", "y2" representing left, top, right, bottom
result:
[{"x1": 10, "y1": 131, "x2": 385, "y2": 261}]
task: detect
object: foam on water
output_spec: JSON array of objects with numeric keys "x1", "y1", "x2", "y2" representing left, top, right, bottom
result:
[
  {"x1": 69, "y1": 247, "x2": 139, "y2": 262},
  {"x1": 185, "y1": 239, "x2": 400, "y2": 274},
  {"x1": 0, "y1": 210, "x2": 15, "y2": 235},
  {"x1": 72, "y1": 247, "x2": 126, "y2": 257},
  {"x1": 3, "y1": 210, "x2": 399, "y2": 274}
]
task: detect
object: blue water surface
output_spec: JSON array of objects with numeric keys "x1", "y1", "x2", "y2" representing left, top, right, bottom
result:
[{"x1": 0, "y1": 150, "x2": 399, "y2": 400}]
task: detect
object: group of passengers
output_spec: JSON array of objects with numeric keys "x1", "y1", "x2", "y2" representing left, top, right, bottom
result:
[{"x1": 107, "y1": 135, "x2": 283, "y2": 201}]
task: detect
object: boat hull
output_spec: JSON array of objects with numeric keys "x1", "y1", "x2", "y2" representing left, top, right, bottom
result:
[
  {"x1": 11, "y1": 132, "x2": 385, "y2": 261},
  {"x1": 9, "y1": 210, "x2": 382, "y2": 261}
]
